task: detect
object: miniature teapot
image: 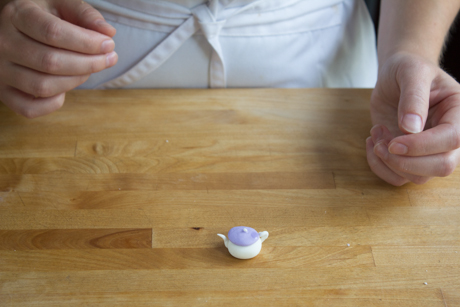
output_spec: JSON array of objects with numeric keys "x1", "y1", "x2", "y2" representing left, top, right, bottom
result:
[{"x1": 218, "y1": 226, "x2": 269, "y2": 259}]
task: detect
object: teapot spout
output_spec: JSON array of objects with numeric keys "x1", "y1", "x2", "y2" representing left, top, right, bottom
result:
[{"x1": 217, "y1": 234, "x2": 229, "y2": 247}]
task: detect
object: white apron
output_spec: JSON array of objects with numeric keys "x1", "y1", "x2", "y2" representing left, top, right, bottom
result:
[{"x1": 80, "y1": 0, "x2": 378, "y2": 89}]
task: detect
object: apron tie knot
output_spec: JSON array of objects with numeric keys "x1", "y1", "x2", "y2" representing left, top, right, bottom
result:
[{"x1": 93, "y1": 0, "x2": 266, "y2": 89}]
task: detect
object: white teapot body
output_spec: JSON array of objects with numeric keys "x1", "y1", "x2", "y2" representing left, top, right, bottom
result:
[{"x1": 218, "y1": 227, "x2": 269, "y2": 259}]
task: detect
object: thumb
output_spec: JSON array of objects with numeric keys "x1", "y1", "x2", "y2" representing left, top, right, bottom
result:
[
  {"x1": 54, "y1": 0, "x2": 116, "y2": 37},
  {"x1": 396, "y1": 59, "x2": 434, "y2": 134}
]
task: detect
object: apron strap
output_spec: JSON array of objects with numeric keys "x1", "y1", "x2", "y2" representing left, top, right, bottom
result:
[
  {"x1": 96, "y1": 15, "x2": 198, "y2": 89},
  {"x1": 192, "y1": 4, "x2": 227, "y2": 88}
]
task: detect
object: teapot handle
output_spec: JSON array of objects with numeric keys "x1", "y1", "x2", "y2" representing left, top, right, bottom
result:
[{"x1": 259, "y1": 231, "x2": 269, "y2": 243}]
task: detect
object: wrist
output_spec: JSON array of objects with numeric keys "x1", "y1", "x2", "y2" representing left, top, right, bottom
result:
[
  {"x1": 378, "y1": 47, "x2": 440, "y2": 70},
  {"x1": 377, "y1": 51, "x2": 436, "y2": 78}
]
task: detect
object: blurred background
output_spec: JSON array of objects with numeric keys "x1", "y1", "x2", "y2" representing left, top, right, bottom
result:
[{"x1": 364, "y1": 0, "x2": 460, "y2": 82}]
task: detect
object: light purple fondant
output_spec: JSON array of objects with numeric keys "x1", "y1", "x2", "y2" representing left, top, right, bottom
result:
[{"x1": 228, "y1": 226, "x2": 259, "y2": 246}]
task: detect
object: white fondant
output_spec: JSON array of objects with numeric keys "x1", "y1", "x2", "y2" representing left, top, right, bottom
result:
[{"x1": 217, "y1": 230, "x2": 269, "y2": 259}]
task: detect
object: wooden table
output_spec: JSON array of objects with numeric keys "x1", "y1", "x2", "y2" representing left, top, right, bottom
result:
[{"x1": 0, "y1": 89, "x2": 459, "y2": 306}]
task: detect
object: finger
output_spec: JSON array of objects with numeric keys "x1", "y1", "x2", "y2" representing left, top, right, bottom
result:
[
  {"x1": 388, "y1": 122, "x2": 460, "y2": 156},
  {"x1": 3, "y1": 32, "x2": 117, "y2": 75},
  {"x1": 11, "y1": 3, "x2": 114, "y2": 54},
  {"x1": 366, "y1": 137, "x2": 409, "y2": 186},
  {"x1": 0, "y1": 83, "x2": 66, "y2": 118},
  {"x1": 396, "y1": 60, "x2": 435, "y2": 134},
  {"x1": 374, "y1": 139, "x2": 456, "y2": 178},
  {"x1": 56, "y1": 0, "x2": 116, "y2": 37},
  {"x1": 0, "y1": 62, "x2": 90, "y2": 98},
  {"x1": 370, "y1": 124, "x2": 394, "y2": 144},
  {"x1": 369, "y1": 126, "x2": 418, "y2": 181},
  {"x1": 372, "y1": 139, "x2": 430, "y2": 184}
]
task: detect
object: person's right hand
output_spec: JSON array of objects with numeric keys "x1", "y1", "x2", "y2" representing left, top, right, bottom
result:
[
  {"x1": 367, "y1": 52, "x2": 460, "y2": 186},
  {"x1": 0, "y1": 0, "x2": 118, "y2": 118}
]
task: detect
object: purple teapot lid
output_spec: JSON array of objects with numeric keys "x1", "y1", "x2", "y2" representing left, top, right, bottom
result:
[{"x1": 228, "y1": 226, "x2": 259, "y2": 246}]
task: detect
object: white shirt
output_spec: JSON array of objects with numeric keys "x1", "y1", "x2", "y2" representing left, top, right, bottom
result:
[
  {"x1": 81, "y1": 0, "x2": 378, "y2": 89},
  {"x1": 167, "y1": 0, "x2": 206, "y2": 8}
]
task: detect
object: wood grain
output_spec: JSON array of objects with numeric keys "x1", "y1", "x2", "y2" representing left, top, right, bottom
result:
[
  {"x1": 0, "y1": 156, "x2": 370, "y2": 177},
  {"x1": 0, "y1": 137, "x2": 76, "y2": 158},
  {"x1": 0, "y1": 206, "x2": 371, "y2": 230},
  {"x1": 0, "y1": 190, "x2": 22, "y2": 207},
  {"x1": 0, "y1": 172, "x2": 335, "y2": 192},
  {"x1": 151, "y1": 226, "x2": 460, "y2": 248},
  {"x1": 0, "y1": 290, "x2": 447, "y2": 307},
  {"x1": 372, "y1": 246, "x2": 460, "y2": 266},
  {"x1": 9, "y1": 189, "x2": 410, "y2": 210},
  {"x1": 443, "y1": 289, "x2": 460, "y2": 307},
  {"x1": 1, "y1": 89, "x2": 459, "y2": 306},
  {"x1": 0, "y1": 229, "x2": 152, "y2": 250},
  {"x1": 0, "y1": 246, "x2": 374, "y2": 271},
  {"x1": 2, "y1": 268, "x2": 460, "y2": 292}
]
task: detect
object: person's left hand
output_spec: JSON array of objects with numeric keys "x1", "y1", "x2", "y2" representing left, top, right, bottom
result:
[{"x1": 367, "y1": 51, "x2": 460, "y2": 186}]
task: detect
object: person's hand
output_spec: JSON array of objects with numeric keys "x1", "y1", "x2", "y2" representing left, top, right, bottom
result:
[
  {"x1": 367, "y1": 51, "x2": 460, "y2": 186},
  {"x1": 0, "y1": 0, "x2": 118, "y2": 118}
]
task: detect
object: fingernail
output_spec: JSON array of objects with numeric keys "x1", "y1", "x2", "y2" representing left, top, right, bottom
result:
[
  {"x1": 388, "y1": 142, "x2": 408, "y2": 155},
  {"x1": 366, "y1": 136, "x2": 373, "y2": 147},
  {"x1": 106, "y1": 51, "x2": 118, "y2": 67},
  {"x1": 101, "y1": 39, "x2": 115, "y2": 53},
  {"x1": 402, "y1": 114, "x2": 423, "y2": 133},
  {"x1": 370, "y1": 125, "x2": 383, "y2": 143},
  {"x1": 374, "y1": 141, "x2": 388, "y2": 159}
]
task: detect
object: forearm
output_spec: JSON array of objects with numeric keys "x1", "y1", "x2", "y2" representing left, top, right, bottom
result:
[{"x1": 378, "y1": 0, "x2": 460, "y2": 65}]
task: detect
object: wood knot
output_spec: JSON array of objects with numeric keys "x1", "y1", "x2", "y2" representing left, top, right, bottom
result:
[
  {"x1": 192, "y1": 227, "x2": 203, "y2": 231},
  {"x1": 92, "y1": 142, "x2": 108, "y2": 155}
]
